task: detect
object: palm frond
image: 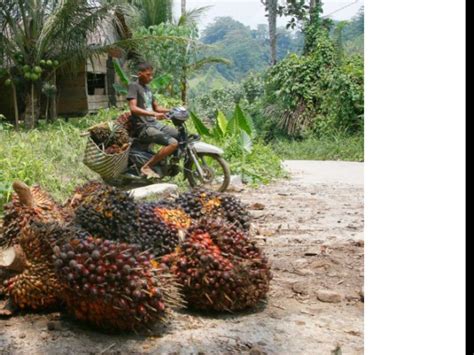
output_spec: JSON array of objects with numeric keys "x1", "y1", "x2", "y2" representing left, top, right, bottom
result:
[
  {"x1": 188, "y1": 56, "x2": 231, "y2": 72},
  {"x1": 178, "y1": 6, "x2": 211, "y2": 26},
  {"x1": 131, "y1": 0, "x2": 173, "y2": 28}
]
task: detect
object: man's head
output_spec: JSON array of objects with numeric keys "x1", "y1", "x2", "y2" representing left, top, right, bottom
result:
[{"x1": 137, "y1": 62, "x2": 154, "y2": 84}]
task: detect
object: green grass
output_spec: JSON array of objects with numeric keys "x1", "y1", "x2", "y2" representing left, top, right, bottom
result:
[
  {"x1": 0, "y1": 109, "x2": 123, "y2": 210},
  {"x1": 271, "y1": 133, "x2": 364, "y2": 162}
]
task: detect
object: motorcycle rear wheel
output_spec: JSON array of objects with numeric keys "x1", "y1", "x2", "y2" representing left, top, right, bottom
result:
[{"x1": 184, "y1": 153, "x2": 230, "y2": 192}]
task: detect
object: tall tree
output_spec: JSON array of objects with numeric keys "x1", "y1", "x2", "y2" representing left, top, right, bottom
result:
[
  {"x1": 134, "y1": 7, "x2": 229, "y2": 105},
  {"x1": 275, "y1": 0, "x2": 324, "y2": 53},
  {"x1": 129, "y1": 0, "x2": 173, "y2": 27},
  {"x1": 261, "y1": 0, "x2": 278, "y2": 65},
  {"x1": 181, "y1": 0, "x2": 186, "y2": 17},
  {"x1": 303, "y1": 0, "x2": 323, "y2": 53},
  {"x1": 309, "y1": 0, "x2": 317, "y2": 20}
]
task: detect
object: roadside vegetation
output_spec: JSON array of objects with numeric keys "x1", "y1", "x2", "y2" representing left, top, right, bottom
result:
[{"x1": 1, "y1": 1, "x2": 363, "y2": 210}]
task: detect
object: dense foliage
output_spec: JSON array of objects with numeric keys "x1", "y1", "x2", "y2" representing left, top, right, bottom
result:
[
  {"x1": 190, "y1": 9, "x2": 364, "y2": 140},
  {"x1": 263, "y1": 32, "x2": 364, "y2": 136}
]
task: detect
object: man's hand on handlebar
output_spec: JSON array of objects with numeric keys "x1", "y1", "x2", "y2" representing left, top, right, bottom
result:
[{"x1": 154, "y1": 112, "x2": 167, "y2": 120}]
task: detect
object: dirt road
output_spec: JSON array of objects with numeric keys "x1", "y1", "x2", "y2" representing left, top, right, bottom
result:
[{"x1": 0, "y1": 160, "x2": 364, "y2": 355}]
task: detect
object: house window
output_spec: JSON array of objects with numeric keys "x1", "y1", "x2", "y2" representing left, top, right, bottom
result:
[{"x1": 87, "y1": 72, "x2": 106, "y2": 95}]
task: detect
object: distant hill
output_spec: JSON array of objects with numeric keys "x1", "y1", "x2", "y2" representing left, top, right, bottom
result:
[
  {"x1": 341, "y1": 7, "x2": 364, "y2": 55},
  {"x1": 189, "y1": 9, "x2": 363, "y2": 96}
]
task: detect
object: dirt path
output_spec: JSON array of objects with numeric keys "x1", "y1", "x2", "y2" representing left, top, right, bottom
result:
[{"x1": 0, "y1": 161, "x2": 364, "y2": 355}]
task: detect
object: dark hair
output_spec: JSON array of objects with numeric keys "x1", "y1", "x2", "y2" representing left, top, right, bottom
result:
[{"x1": 137, "y1": 62, "x2": 153, "y2": 72}]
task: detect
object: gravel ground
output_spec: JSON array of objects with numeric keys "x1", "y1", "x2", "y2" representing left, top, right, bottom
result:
[{"x1": 0, "y1": 160, "x2": 364, "y2": 355}]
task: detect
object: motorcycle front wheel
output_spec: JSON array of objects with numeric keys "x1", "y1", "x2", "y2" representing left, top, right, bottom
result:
[{"x1": 184, "y1": 153, "x2": 231, "y2": 192}]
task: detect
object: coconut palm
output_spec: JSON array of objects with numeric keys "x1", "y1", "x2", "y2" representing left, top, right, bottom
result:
[
  {"x1": 129, "y1": 0, "x2": 173, "y2": 28},
  {"x1": 181, "y1": 0, "x2": 186, "y2": 17},
  {"x1": 0, "y1": 0, "x2": 138, "y2": 128},
  {"x1": 178, "y1": 7, "x2": 230, "y2": 104},
  {"x1": 133, "y1": 6, "x2": 229, "y2": 105}
]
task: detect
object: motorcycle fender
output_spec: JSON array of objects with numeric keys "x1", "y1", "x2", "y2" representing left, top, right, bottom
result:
[{"x1": 190, "y1": 142, "x2": 224, "y2": 156}]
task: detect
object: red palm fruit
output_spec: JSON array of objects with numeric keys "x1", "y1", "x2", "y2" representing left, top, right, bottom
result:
[
  {"x1": 162, "y1": 218, "x2": 271, "y2": 312},
  {"x1": 1, "y1": 181, "x2": 66, "y2": 247}
]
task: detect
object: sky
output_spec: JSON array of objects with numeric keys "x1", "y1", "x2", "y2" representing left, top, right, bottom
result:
[{"x1": 173, "y1": 0, "x2": 364, "y2": 30}]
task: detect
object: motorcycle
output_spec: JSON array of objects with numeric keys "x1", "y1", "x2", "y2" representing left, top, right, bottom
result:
[{"x1": 102, "y1": 107, "x2": 231, "y2": 192}]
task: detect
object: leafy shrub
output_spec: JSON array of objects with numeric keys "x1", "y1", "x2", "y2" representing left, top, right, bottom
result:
[
  {"x1": 189, "y1": 86, "x2": 246, "y2": 122},
  {"x1": 262, "y1": 28, "x2": 364, "y2": 137},
  {"x1": 189, "y1": 105, "x2": 284, "y2": 184}
]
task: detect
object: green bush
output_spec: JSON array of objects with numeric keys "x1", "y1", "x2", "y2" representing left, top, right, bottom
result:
[
  {"x1": 262, "y1": 28, "x2": 364, "y2": 137},
  {"x1": 188, "y1": 105, "x2": 285, "y2": 184},
  {"x1": 189, "y1": 85, "x2": 246, "y2": 122}
]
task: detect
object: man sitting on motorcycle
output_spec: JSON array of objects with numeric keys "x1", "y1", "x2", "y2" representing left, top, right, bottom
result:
[{"x1": 127, "y1": 62, "x2": 179, "y2": 179}]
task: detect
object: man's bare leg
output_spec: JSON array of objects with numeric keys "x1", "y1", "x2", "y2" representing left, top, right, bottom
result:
[{"x1": 141, "y1": 143, "x2": 178, "y2": 178}]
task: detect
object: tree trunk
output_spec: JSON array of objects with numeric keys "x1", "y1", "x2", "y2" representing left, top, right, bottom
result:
[
  {"x1": 51, "y1": 94, "x2": 57, "y2": 121},
  {"x1": 45, "y1": 98, "x2": 50, "y2": 122},
  {"x1": 181, "y1": 0, "x2": 186, "y2": 17},
  {"x1": 24, "y1": 84, "x2": 39, "y2": 130},
  {"x1": 181, "y1": 69, "x2": 187, "y2": 105},
  {"x1": 310, "y1": 0, "x2": 318, "y2": 20},
  {"x1": 51, "y1": 70, "x2": 57, "y2": 121},
  {"x1": 11, "y1": 82, "x2": 19, "y2": 130},
  {"x1": 262, "y1": 0, "x2": 278, "y2": 65}
]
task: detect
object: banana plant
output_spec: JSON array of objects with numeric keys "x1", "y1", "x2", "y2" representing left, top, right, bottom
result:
[{"x1": 190, "y1": 104, "x2": 254, "y2": 153}]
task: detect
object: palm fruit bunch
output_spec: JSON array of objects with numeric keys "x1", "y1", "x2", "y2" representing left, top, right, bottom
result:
[
  {"x1": 74, "y1": 185, "x2": 143, "y2": 245},
  {"x1": 216, "y1": 194, "x2": 251, "y2": 231},
  {"x1": 161, "y1": 219, "x2": 271, "y2": 312},
  {"x1": 115, "y1": 112, "x2": 133, "y2": 135},
  {"x1": 137, "y1": 201, "x2": 192, "y2": 257},
  {"x1": 175, "y1": 188, "x2": 251, "y2": 231},
  {"x1": 88, "y1": 122, "x2": 130, "y2": 153},
  {"x1": 63, "y1": 180, "x2": 106, "y2": 216},
  {"x1": 2, "y1": 222, "x2": 66, "y2": 310},
  {"x1": 53, "y1": 232, "x2": 182, "y2": 331},
  {"x1": 0, "y1": 181, "x2": 66, "y2": 247},
  {"x1": 105, "y1": 144, "x2": 128, "y2": 155},
  {"x1": 174, "y1": 188, "x2": 221, "y2": 219}
]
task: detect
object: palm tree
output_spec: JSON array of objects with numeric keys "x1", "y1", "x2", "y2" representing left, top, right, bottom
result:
[
  {"x1": 129, "y1": 0, "x2": 173, "y2": 28},
  {"x1": 0, "y1": 0, "x2": 134, "y2": 129},
  {"x1": 135, "y1": 6, "x2": 229, "y2": 105},
  {"x1": 177, "y1": 7, "x2": 230, "y2": 104},
  {"x1": 261, "y1": 0, "x2": 278, "y2": 65},
  {"x1": 181, "y1": 0, "x2": 186, "y2": 17}
]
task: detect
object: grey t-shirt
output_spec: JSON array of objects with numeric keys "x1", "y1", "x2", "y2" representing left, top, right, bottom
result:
[{"x1": 126, "y1": 81, "x2": 161, "y2": 132}]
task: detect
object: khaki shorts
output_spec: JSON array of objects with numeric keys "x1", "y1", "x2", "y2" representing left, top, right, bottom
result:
[{"x1": 138, "y1": 124, "x2": 179, "y2": 146}]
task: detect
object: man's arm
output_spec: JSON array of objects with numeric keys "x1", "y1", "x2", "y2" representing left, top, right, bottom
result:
[
  {"x1": 128, "y1": 99, "x2": 161, "y2": 118},
  {"x1": 152, "y1": 100, "x2": 170, "y2": 114}
]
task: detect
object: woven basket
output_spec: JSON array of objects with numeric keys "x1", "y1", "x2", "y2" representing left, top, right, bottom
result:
[{"x1": 83, "y1": 136, "x2": 130, "y2": 179}]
